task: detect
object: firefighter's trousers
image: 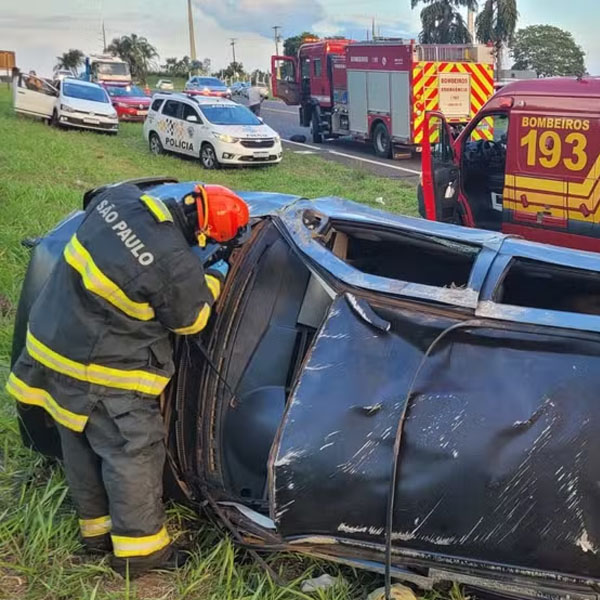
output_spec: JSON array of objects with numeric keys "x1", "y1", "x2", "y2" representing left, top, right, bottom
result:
[{"x1": 57, "y1": 394, "x2": 171, "y2": 568}]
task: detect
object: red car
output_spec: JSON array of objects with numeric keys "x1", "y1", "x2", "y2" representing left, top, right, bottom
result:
[{"x1": 104, "y1": 84, "x2": 150, "y2": 121}]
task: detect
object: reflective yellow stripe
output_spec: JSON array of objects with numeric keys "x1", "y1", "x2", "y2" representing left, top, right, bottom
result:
[
  {"x1": 5, "y1": 373, "x2": 88, "y2": 432},
  {"x1": 172, "y1": 304, "x2": 211, "y2": 335},
  {"x1": 80, "y1": 515, "x2": 112, "y2": 537},
  {"x1": 26, "y1": 330, "x2": 170, "y2": 396},
  {"x1": 140, "y1": 195, "x2": 172, "y2": 223},
  {"x1": 64, "y1": 235, "x2": 155, "y2": 321},
  {"x1": 112, "y1": 525, "x2": 170, "y2": 558},
  {"x1": 205, "y1": 274, "x2": 221, "y2": 301}
]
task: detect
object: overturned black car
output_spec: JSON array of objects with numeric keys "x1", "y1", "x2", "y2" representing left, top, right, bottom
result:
[{"x1": 12, "y1": 178, "x2": 600, "y2": 600}]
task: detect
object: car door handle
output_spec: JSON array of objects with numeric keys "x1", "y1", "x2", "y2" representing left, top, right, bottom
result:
[{"x1": 17, "y1": 90, "x2": 25, "y2": 95}]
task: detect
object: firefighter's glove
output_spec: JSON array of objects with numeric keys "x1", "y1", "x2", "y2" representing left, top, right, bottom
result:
[{"x1": 208, "y1": 259, "x2": 229, "y2": 282}]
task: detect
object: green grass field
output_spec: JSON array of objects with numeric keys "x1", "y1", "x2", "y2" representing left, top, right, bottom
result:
[{"x1": 0, "y1": 86, "x2": 464, "y2": 600}]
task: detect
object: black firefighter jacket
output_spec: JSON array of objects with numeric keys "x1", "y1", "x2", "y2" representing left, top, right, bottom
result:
[{"x1": 7, "y1": 184, "x2": 222, "y2": 433}]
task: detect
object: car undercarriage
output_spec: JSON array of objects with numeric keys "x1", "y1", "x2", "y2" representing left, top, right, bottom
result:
[{"x1": 12, "y1": 179, "x2": 600, "y2": 600}]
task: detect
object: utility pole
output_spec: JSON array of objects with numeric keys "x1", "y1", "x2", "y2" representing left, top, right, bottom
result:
[
  {"x1": 467, "y1": 8, "x2": 475, "y2": 41},
  {"x1": 272, "y1": 25, "x2": 282, "y2": 80},
  {"x1": 102, "y1": 21, "x2": 107, "y2": 52},
  {"x1": 187, "y1": 0, "x2": 197, "y2": 61},
  {"x1": 230, "y1": 38, "x2": 237, "y2": 64},
  {"x1": 272, "y1": 26, "x2": 282, "y2": 56}
]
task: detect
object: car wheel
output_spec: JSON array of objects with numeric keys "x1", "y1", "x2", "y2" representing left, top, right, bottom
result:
[
  {"x1": 149, "y1": 133, "x2": 164, "y2": 155},
  {"x1": 373, "y1": 122, "x2": 392, "y2": 158},
  {"x1": 201, "y1": 143, "x2": 219, "y2": 170},
  {"x1": 311, "y1": 109, "x2": 323, "y2": 144},
  {"x1": 50, "y1": 110, "x2": 60, "y2": 127}
]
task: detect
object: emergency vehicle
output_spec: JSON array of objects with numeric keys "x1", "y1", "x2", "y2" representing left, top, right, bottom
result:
[
  {"x1": 272, "y1": 39, "x2": 494, "y2": 157},
  {"x1": 419, "y1": 76, "x2": 600, "y2": 252},
  {"x1": 82, "y1": 54, "x2": 131, "y2": 85}
]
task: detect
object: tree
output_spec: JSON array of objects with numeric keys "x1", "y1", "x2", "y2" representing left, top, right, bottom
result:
[
  {"x1": 213, "y1": 62, "x2": 247, "y2": 81},
  {"x1": 55, "y1": 49, "x2": 84, "y2": 71},
  {"x1": 106, "y1": 33, "x2": 158, "y2": 83},
  {"x1": 411, "y1": 0, "x2": 476, "y2": 44},
  {"x1": 283, "y1": 32, "x2": 319, "y2": 57},
  {"x1": 511, "y1": 25, "x2": 585, "y2": 78},
  {"x1": 476, "y1": 0, "x2": 518, "y2": 73}
]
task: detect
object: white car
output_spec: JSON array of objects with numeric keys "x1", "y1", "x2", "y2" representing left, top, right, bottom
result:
[
  {"x1": 143, "y1": 93, "x2": 282, "y2": 169},
  {"x1": 156, "y1": 79, "x2": 174, "y2": 91},
  {"x1": 13, "y1": 72, "x2": 119, "y2": 133}
]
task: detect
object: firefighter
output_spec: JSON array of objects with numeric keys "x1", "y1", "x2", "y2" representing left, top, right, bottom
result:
[{"x1": 6, "y1": 182, "x2": 250, "y2": 577}]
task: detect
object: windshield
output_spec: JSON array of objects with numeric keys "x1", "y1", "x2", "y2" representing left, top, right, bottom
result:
[
  {"x1": 63, "y1": 82, "x2": 109, "y2": 103},
  {"x1": 201, "y1": 104, "x2": 261, "y2": 126},
  {"x1": 95, "y1": 62, "x2": 130, "y2": 76},
  {"x1": 105, "y1": 85, "x2": 145, "y2": 98},
  {"x1": 194, "y1": 77, "x2": 226, "y2": 88}
]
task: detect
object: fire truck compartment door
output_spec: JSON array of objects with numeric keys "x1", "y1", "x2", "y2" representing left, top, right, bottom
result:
[
  {"x1": 347, "y1": 71, "x2": 368, "y2": 134},
  {"x1": 391, "y1": 72, "x2": 410, "y2": 139},
  {"x1": 271, "y1": 55, "x2": 300, "y2": 106}
]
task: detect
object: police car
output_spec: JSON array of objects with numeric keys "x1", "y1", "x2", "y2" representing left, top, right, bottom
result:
[{"x1": 143, "y1": 93, "x2": 282, "y2": 169}]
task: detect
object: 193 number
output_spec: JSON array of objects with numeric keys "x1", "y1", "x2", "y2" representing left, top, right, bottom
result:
[{"x1": 520, "y1": 130, "x2": 588, "y2": 172}]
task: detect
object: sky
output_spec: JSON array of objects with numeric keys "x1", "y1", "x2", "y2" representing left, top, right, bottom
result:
[{"x1": 1, "y1": 0, "x2": 598, "y2": 76}]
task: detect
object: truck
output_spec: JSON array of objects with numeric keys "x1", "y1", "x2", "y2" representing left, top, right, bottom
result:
[
  {"x1": 271, "y1": 39, "x2": 495, "y2": 157},
  {"x1": 419, "y1": 76, "x2": 600, "y2": 253},
  {"x1": 82, "y1": 54, "x2": 131, "y2": 85}
]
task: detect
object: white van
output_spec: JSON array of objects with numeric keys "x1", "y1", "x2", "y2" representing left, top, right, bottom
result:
[
  {"x1": 13, "y1": 72, "x2": 119, "y2": 133},
  {"x1": 143, "y1": 93, "x2": 282, "y2": 169}
]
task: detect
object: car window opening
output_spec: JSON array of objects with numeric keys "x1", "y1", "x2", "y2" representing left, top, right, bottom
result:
[
  {"x1": 105, "y1": 85, "x2": 145, "y2": 98},
  {"x1": 177, "y1": 223, "x2": 333, "y2": 504},
  {"x1": 495, "y1": 258, "x2": 600, "y2": 316},
  {"x1": 319, "y1": 221, "x2": 479, "y2": 288}
]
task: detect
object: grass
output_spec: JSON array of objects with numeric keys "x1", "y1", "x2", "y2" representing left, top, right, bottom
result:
[{"x1": 0, "y1": 86, "x2": 463, "y2": 599}]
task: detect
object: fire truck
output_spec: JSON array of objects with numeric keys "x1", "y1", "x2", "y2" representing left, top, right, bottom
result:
[
  {"x1": 271, "y1": 39, "x2": 494, "y2": 157},
  {"x1": 82, "y1": 54, "x2": 131, "y2": 85}
]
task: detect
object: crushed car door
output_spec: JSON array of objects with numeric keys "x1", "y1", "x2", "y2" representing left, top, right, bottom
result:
[
  {"x1": 270, "y1": 293, "x2": 600, "y2": 580},
  {"x1": 420, "y1": 111, "x2": 461, "y2": 223},
  {"x1": 271, "y1": 56, "x2": 300, "y2": 105},
  {"x1": 13, "y1": 72, "x2": 57, "y2": 119}
]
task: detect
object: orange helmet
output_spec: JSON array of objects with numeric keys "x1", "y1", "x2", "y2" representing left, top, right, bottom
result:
[{"x1": 186, "y1": 184, "x2": 249, "y2": 245}]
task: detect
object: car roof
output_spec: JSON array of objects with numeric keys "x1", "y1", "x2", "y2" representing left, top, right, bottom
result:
[
  {"x1": 494, "y1": 76, "x2": 600, "y2": 99},
  {"x1": 154, "y1": 92, "x2": 235, "y2": 106}
]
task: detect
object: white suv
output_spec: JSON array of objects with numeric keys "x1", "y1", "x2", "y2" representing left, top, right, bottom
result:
[
  {"x1": 143, "y1": 93, "x2": 282, "y2": 169},
  {"x1": 13, "y1": 73, "x2": 118, "y2": 133}
]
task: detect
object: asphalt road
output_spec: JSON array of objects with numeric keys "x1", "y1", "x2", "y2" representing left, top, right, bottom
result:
[{"x1": 261, "y1": 100, "x2": 422, "y2": 184}]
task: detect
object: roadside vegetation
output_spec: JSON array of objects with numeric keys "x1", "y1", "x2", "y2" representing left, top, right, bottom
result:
[{"x1": 0, "y1": 86, "x2": 464, "y2": 600}]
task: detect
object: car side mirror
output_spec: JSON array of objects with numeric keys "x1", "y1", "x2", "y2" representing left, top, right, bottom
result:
[{"x1": 186, "y1": 115, "x2": 198, "y2": 123}]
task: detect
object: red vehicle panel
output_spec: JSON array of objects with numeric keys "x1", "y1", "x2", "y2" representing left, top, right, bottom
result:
[{"x1": 346, "y1": 43, "x2": 412, "y2": 72}]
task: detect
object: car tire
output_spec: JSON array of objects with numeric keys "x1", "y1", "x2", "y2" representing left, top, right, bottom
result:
[
  {"x1": 149, "y1": 133, "x2": 164, "y2": 155},
  {"x1": 311, "y1": 109, "x2": 323, "y2": 144},
  {"x1": 201, "y1": 143, "x2": 219, "y2": 170},
  {"x1": 373, "y1": 122, "x2": 392, "y2": 158},
  {"x1": 50, "y1": 110, "x2": 60, "y2": 128}
]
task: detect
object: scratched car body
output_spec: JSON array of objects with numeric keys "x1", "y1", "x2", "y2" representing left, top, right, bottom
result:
[{"x1": 12, "y1": 178, "x2": 600, "y2": 600}]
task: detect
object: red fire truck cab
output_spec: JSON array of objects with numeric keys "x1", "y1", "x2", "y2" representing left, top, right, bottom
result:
[
  {"x1": 272, "y1": 39, "x2": 494, "y2": 157},
  {"x1": 419, "y1": 77, "x2": 600, "y2": 252}
]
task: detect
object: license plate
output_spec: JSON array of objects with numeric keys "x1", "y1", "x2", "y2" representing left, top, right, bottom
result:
[
  {"x1": 137, "y1": 110, "x2": 148, "y2": 116},
  {"x1": 254, "y1": 151, "x2": 269, "y2": 157},
  {"x1": 84, "y1": 118, "x2": 100, "y2": 125}
]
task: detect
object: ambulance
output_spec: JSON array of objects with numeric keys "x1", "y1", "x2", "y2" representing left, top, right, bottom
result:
[
  {"x1": 272, "y1": 39, "x2": 494, "y2": 157},
  {"x1": 419, "y1": 76, "x2": 600, "y2": 252}
]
